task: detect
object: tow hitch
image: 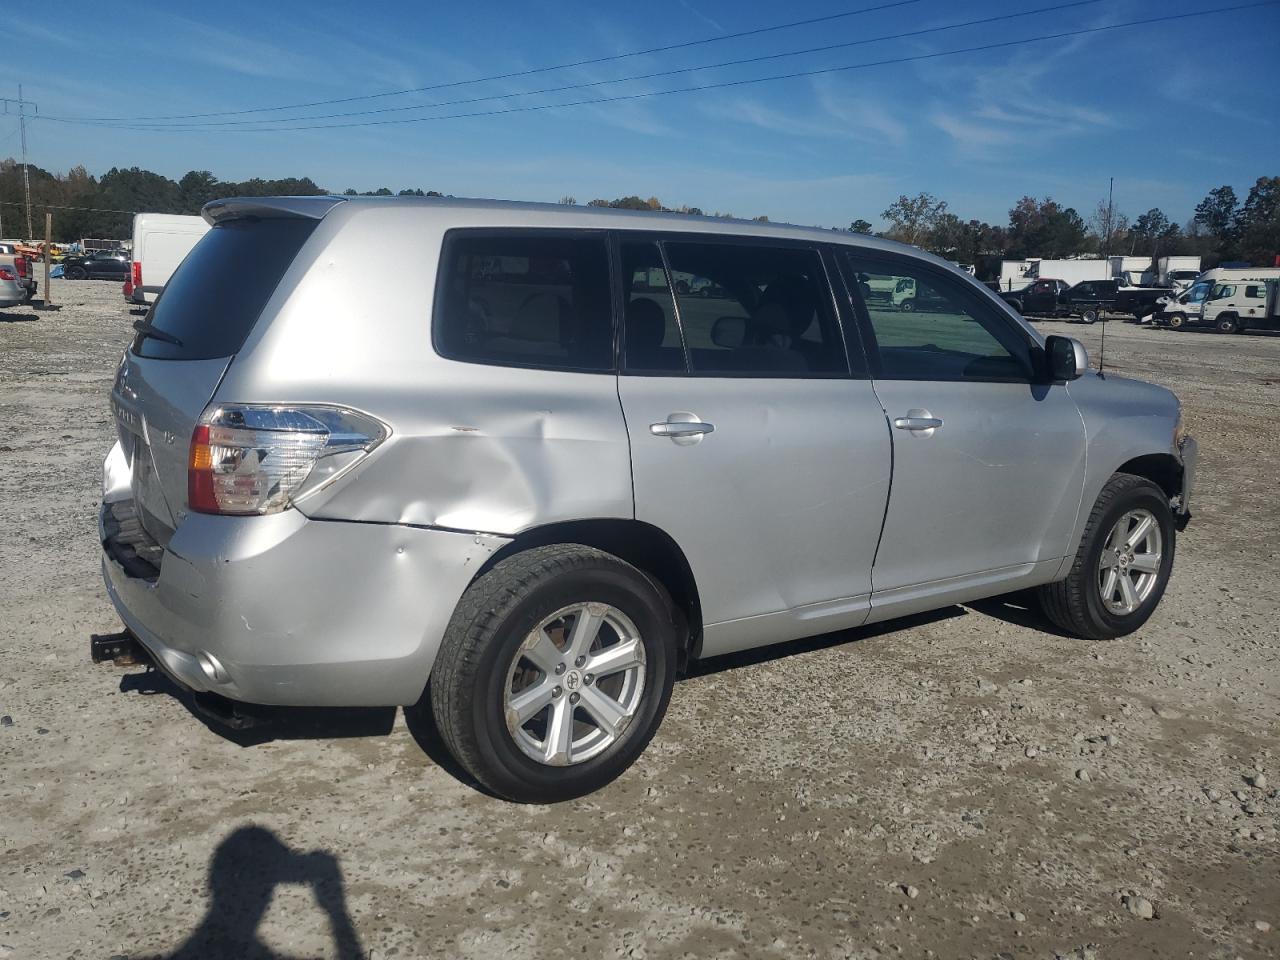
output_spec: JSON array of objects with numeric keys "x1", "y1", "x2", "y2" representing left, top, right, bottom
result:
[{"x1": 90, "y1": 630, "x2": 149, "y2": 667}]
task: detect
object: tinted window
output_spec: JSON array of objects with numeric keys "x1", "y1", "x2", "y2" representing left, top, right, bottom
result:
[
  {"x1": 134, "y1": 218, "x2": 318, "y2": 360},
  {"x1": 1245, "y1": 285, "x2": 1262, "y2": 298},
  {"x1": 620, "y1": 242, "x2": 686, "y2": 373},
  {"x1": 844, "y1": 254, "x2": 1031, "y2": 383},
  {"x1": 663, "y1": 242, "x2": 847, "y2": 376},
  {"x1": 435, "y1": 232, "x2": 612, "y2": 371}
]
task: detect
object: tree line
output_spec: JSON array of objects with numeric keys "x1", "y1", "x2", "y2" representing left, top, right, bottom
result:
[
  {"x1": 871, "y1": 177, "x2": 1279, "y2": 270},
  {"x1": 1, "y1": 157, "x2": 1275, "y2": 270}
]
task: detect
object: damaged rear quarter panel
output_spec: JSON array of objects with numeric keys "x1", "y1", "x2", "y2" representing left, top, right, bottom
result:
[{"x1": 212, "y1": 202, "x2": 634, "y2": 535}]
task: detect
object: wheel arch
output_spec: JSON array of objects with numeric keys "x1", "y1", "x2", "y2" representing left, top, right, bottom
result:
[
  {"x1": 471, "y1": 519, "x2": 703, "y2": 664},
  {"x1": 1115, "y1": 453, "x2": 1182, "y2": 500}
]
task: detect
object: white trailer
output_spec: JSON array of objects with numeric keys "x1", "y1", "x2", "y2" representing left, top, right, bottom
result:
[
  {"x1": 1157, "y1": 256, "x2": 1202, "y2": 288},
  {"x1": 1027, "y1": 259, "x2": 1110, "y2": 287}
]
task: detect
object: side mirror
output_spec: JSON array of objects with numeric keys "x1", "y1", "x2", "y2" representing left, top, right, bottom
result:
[
  {"x1": 1045, "y1": 334, "x2": 1088, "y2": 381},
  {"x1": 710, "y1": 315, "x2": 747, "y2": 349}
]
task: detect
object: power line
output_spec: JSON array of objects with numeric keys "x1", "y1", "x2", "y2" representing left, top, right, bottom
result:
[
  {"x1": 58, "y1": 0, "x2": 1108, "y2": 130},
  {"x1": 51, "y1": 1, "x2": 1275, "y2": 135},
  {"x1": 0, "y1": 199, "x2": 140, "y2": 214},
  {"x1": 45, "y1": 0, "x2": 923, "y2": 123}
]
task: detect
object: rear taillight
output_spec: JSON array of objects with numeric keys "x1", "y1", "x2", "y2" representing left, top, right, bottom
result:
[
  {"x1": 188, "y1": 404, "x2": 387, "y2": 516},
  {"x1": 15, "y1": 256, "x2": 28, "y2": 278},
  {"x1": 0, "y1": 267, "x2": 14, "y2": 282},
  {"x1": 132, "y1": 261, "x2": 142, "y2": 287}
]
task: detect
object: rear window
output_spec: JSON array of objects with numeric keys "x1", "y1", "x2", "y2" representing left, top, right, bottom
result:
[
  {"x1": 133, "y1": 218, "x2": 318, "y2": 360},
  {"x1": 433, "y1": 232, "x2": 613, "y2": 372}
]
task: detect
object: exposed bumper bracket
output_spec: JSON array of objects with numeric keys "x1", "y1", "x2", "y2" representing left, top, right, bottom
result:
[{"x1": 90, "y1": 630, "x2": 150, "y2": 667}]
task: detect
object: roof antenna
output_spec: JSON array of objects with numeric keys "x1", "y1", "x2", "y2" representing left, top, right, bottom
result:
[{"x1": 1097, "y1": 315, "x2": 1107, "y2": 378}]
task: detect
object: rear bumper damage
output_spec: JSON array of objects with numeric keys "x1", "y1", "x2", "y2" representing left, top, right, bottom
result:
[{"x1": 99, "y1": 497, "x2": 509, "y2": 707}]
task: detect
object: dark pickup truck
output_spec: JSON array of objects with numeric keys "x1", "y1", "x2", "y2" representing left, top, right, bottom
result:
[{"x1": 1001, "y1": 278, "x2": 1170, "y2": 323}]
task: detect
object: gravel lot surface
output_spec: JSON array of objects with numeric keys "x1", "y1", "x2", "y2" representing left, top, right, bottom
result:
[{"x1": 2, "y1": 279, "x2": 1277, "y2": 959}]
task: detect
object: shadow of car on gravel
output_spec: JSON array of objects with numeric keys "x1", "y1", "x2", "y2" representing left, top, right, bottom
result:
[{"x1": 115, "y1": 599, "x2": 1063, "y2": 795}]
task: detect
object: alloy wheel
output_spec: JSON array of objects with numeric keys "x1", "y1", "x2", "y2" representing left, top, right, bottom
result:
[
  {"x1": 503, "y1": 602, "x2": 647, "y2": 767},
  {"x1": 1097, "y1": 509, "x2": 1163, "y2": 615}
]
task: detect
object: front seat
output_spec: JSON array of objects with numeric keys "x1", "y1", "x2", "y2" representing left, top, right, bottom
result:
[{"x1": 625, "y1": 298, "x2": 682, "y2": 370}]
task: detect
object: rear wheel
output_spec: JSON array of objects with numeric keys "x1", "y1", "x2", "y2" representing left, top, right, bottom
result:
[
  {"x1": 430, "y1": 544, "x2": 678, "y2": 802},
  {"x1": 1081, "y1": 308, "x2": 1100, "y2": 324},
  {"x1": 1038, "y1": 473, "x2": 1175, "y2": 640}
]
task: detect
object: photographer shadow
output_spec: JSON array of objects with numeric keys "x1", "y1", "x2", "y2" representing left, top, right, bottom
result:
[{"x1": 151, "y1": 825, "x2": 363, "y2": 960}]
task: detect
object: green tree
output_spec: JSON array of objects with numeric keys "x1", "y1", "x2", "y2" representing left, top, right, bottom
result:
[
  {"x1": 1235, "y1": 176, "x2": 1280, "y2": 266},
  {"x1": 848, "y1": 219, "x2": 873, "y2": 234},
  {"x1": 1006, "y1": 197, "x2": 1087, "y2": 258},
  {"x1": 177, "y1": 170, "x2": 222, "y2": 213},
  {"x1": 1192, "y1": 185, "x2": 1238, "y2": 256},
  {"x1": 1130, "y1": 208, "x2": 1180, "y2": 260},
  {"x1": 881, "y1": 192, "x2": 947, "y2": 246}
]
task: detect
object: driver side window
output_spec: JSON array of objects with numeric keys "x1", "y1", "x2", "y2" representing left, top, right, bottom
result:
[{"x1": 844, "y1": 254, "x2": 1032, "y2": 382}]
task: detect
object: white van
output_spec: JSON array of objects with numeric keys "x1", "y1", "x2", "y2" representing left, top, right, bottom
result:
[
  {"x1": 1201, "y1": 279, "x2": 1275, "y2": 333},
  {"x1": 126, "y1": 213, "x2": 211, "y2": 305},
  {"x1": 1153, "y1": 267, "x2": 1280, "y2": 327}
]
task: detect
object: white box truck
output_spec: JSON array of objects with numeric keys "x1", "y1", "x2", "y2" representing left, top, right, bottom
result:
[{"x1": 125, "y1": 213, "x2": 211, "y2": 306}]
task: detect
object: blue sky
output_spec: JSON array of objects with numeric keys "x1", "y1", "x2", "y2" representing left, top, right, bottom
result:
[{"x1": 3, "y1": 0, "x2": 1278, "y2": 229}]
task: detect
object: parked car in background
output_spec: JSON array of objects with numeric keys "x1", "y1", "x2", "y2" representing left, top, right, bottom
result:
[
  {"x1": 125, "y1": 213, "x2": 211, "y2": 305},
  {"x1": 98, "y1": 196, "x2": 1196, "y2": 802},
  {"x1": 1153, "y1": 280, "x2": 1212, "y2": 328},
  {"x1": 1061, "y1": 279, "x2": 1169, "y2": 324},
  {"x1": 0, "y1": 262, "x2": 28, "y2": 307},
  {"x1": 0, "y1": 242, "x2": 37, "y2": 303},
  {"x1": 999, "y1": 278, "x2": 1071, "y2": 317},
  {"x1": 62, "y1": 250, "x2": 130, "y2": 280}
]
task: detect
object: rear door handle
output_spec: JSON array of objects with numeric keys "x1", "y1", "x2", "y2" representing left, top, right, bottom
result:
[{"x1": 650, "y1": 413, "x2": 714, "y2": 444}]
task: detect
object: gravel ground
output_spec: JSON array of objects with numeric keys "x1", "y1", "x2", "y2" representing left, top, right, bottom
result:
[{"x1": 2, "y1": 279, "x2": 1277, "y2": 960}]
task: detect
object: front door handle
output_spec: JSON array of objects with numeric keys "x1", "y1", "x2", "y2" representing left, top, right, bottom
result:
[
  {"x1": 650, "y1": 413, "x2": 714, "y2": 445},
  {"x1": 894, "y1": 416, "x2": 943, "y2": 431},
  {"x1": 893, "y1": 408, "x2": 943, "y2": 436}
]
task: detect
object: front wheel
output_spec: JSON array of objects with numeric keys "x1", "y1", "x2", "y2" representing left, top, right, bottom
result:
[
  {"x1": 65, "y1": 265, "x2": 87, "y2": 280},
  {"x1": 899, "y1": 298, "x2": 916, "y2": 312},
  {"x1": 1167, "y1": 313, "x2": 1186, "y2": 329},
  {"x1": 1216, "y1": 315, "x2": 1239, "y2": 334},
  {"x1": 430, "y1": 544, "x2": 677, "y2": 802},
  {"x1": 1037, "y1": 473, "x2": 1175, "y2": 640}
]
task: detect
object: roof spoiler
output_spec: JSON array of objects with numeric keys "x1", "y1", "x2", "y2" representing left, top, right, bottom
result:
[{"x1": 202, "y1": 196, "x2": 347, "y2": 226}]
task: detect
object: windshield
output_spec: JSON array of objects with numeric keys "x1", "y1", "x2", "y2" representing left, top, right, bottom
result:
[
  {"x1": 1183, "y1": 281, "x2": 1211, "y2": 303},
  {"x1": 1209, "y1": 284, "x2": 1235, "y2": 301}
]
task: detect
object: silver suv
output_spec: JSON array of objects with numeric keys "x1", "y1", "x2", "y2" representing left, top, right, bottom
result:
[{"x1": 100, "y1": 196, "x2": 1196, "y2": 802}]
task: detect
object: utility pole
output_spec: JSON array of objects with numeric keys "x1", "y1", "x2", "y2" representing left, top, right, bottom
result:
[
  {"x1": 2, "y1": 88, "x2": 38, "y2": 240},
  {"x1": 1103, "y1": 176, "x2": 1114, "y2": 261}
]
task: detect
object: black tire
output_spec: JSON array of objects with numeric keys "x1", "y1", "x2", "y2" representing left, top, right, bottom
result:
[
  {"x1": 1216, "y1": 315, "x2": 1238, "y2": 334},
  {"x1": 1081, "y1": 307, "x2": 1099, "y2": 324},
  {"x1": 1006, "y1": 299, "x2": 1024, "y2": 315},
  {"x1": 66, "y1": 265, "x2": 87, "y2": 280},
  {"x1": 1037, "y1": 473, "x2": 1176, "y2": 640},
  {"x1": 1167, "y1": 313, "x2": 1186, "y2": 329},
  {"x1": 430, "y1": 544, "x2": 678, "y2": 803},
  {"x1": 899, "y1": 298, "x2": 916, "y2": 312}
]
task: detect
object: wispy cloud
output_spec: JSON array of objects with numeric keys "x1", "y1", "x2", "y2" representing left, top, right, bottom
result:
[{"x1": 677, "y1": 0, "x2": 727, "y2": 34}]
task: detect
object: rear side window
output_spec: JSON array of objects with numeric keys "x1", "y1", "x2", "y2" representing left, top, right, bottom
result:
[
  {"x1": 134, "y1": 218, "x2": 318, "y2": 360},
  {"x1": 434, "y1": 232, "x2": 613, "y2": 371},
  {"x1": 1245, "y1": 285, "x2": 1262, "y2": 298},
  {"x1": 662, "y1": 241, "x2": 848, "y2": 376}
]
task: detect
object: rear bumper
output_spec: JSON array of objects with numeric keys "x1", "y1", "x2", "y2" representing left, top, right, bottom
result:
[{"x1": 100, "y1": 501, "x2": 509, "y2": 706}]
